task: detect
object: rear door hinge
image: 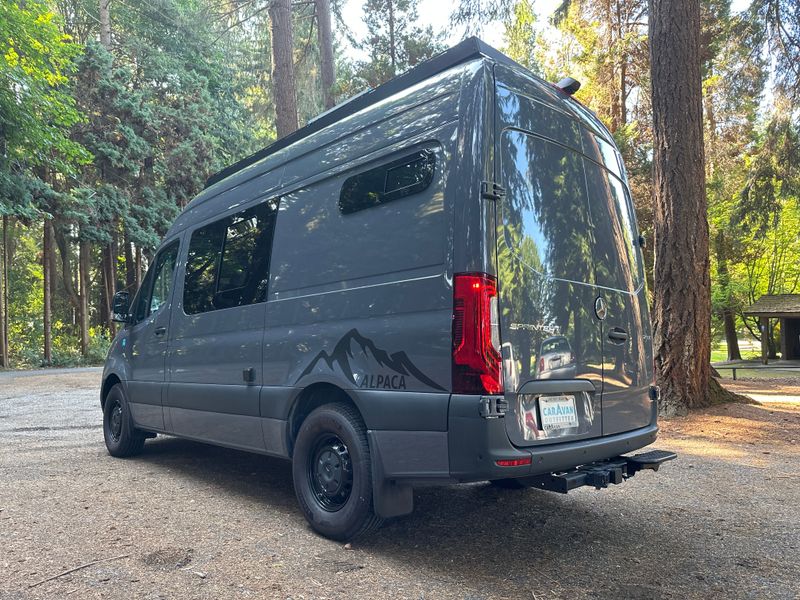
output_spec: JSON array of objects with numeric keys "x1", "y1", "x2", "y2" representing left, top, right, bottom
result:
[
  {"x1": 479, "y1": 396, "x2": 508, "y2": 418},
  {"x1": 481, "y1": 181, "x2": 506, "y2": 201}
]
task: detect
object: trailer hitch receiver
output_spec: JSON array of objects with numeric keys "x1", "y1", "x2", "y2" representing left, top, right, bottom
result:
[{"x1": 524, "y1": 449, "x2": 677, "y2": 493}]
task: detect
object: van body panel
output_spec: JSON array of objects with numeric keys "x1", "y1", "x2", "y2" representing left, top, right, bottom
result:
[
  {"x1": 369, "y1": 430, "x2": 450, "y2": 479},
  {"x1": 262, "y1": 128, "x2": 457, "y2": 421},
  {"x1": 451, "y1": 61, "x2": 496, "y2": 276},
  {"x1": 165, "y1": 407, "x2": 266, "y2": 453},
  {"x1": 121, "y1": 237, "x2": 182, "y2": 430},
  {"x1": 167, "y1": 61, "x2": 475, "y2": 239},
  {"x1": 163, "y1": 210, "x2": 271, "y2": 450}
]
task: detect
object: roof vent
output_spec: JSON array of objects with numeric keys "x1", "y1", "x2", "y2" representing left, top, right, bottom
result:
[{"x1": 555, "y1": 77, "x2": 581, "y2": 96}]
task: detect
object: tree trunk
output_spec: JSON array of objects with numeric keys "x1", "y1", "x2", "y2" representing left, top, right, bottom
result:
[
  {"x1": 135, "y1": 244, "x2": 142, "y2": 289},
  {"x1": 713, "y1": 232, "x2": 742, "y2": 361},
  {"x1": 99, "y1": 253, "x2": 110, "y2": 330},
  {"x1": 99, "y1": 0, "x2": 111, "y2": 48},
  {"x1": 53, "y1": 222, "x2": 81, "y2": 311},
  {"x1": 124, "y1": 227, "x2": 135, "y2": 291},
  {"x1": 722, "y1": 309, "x2": 741, "y2": 361},
  {"x1": 615, "y1": 0, "x2": 627, "y2": 127},
  {"x1": 0, "y1": 216, "x2": 5, "y2": 368},
  {"x1": 269, "y1": 0, "x2": 298, "y2": 138},
  {"x1": 315, "y1": 0, "x2": 336, "y2": 110},
  {"x1": 649, "y1": 0, "x2": 710, "y2": 416},
  {"x1": 43, "y1": 221, "x2": 54, "y2": 365},
  {"x1": 79, "y1": 239, "x2": 90, "y2": 356},
  {"x1": 388, "y1": 0, "x2": 397, "y2": 77},
  {"x1": 2, "y1": 216, "x2": 8, "y2": 365},
  {"x1": 101, "y1": 243, "x2": 115, "y2": 335}
]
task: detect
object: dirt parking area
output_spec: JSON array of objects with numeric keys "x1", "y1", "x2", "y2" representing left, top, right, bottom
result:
[{"x1": 1, "y1": 369, "x2": 798, "y2": 600}]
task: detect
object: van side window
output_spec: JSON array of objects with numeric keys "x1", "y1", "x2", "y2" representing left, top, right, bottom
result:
[
  {"x1": 339, "y1": 149, "x2": 435, "y2": 214},
  {"x1": 183, "y1": 199, "x2": 278, "y2": 314},
  {"x1": 133, "y1": 241, "x2": 179, "y2": 323}
]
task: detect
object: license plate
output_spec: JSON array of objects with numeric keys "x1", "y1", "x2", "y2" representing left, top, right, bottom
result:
[{"x1": 539, "y1": 395, "x2": 579, "y2": 431}]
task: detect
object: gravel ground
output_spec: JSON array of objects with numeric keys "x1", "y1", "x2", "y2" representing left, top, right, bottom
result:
[{"x1": 1, "y1": 370, "x2": 798, "y2": 600}]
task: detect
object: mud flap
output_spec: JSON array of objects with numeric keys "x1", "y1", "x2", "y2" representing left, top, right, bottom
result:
[
  {"x1": 367, "y1": 431, "x2": 414, "y2": 518},
  {"x1": 523, "y1": 449, "x2": 677, "y2": 493}
]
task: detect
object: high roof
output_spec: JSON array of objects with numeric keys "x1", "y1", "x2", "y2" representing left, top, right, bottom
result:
[
  {"x1": 205, "y1": 37, "x2": 524, "y2": 189},
  {"x1": 744, "y1": 294, "x2": 800, "y2": 317}
]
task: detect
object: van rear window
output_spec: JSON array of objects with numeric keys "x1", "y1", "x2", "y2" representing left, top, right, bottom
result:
[
  {"x1": 338, "y1": 150, "x2": 435, "y2": 214},
  {"x1": 499, "y1": 130, "x2": 594, "y2": 283}
]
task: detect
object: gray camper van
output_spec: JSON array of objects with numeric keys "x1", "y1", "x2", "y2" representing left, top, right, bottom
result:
[{"x1": 101, "y1": 38, "x2": 675, "y2": 540}]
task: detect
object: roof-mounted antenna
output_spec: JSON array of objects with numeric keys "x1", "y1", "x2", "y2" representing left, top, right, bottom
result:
[{"x1": 555, "y1": 77, "x2": 581, "y2": 96}]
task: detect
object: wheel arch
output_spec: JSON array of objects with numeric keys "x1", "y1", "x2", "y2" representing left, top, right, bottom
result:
[
  {"x1": 287, "y1": 382, "x2": 363, "y2": 458},
  {"x1": 100, "y1": 373, "x2": 123, "y2": 410}
]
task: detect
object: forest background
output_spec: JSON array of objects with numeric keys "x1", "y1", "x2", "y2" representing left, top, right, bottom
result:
[{"x1": 1, "y1": 0, "x2": 798, "y2": 400}]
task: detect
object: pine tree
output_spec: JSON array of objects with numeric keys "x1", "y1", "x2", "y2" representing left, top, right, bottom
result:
[{"x1": 357, "y1": 0, "x2": 444, "y2": 87}]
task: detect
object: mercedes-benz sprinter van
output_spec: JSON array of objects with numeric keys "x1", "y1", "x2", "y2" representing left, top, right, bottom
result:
[{"x1": 101, "y1": 37, "x2": 675, "y2": 541}]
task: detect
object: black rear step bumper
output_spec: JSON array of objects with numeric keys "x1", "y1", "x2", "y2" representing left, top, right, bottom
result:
[{"x1": 522, "y1": 449, "x2": 677, "y2": 493}]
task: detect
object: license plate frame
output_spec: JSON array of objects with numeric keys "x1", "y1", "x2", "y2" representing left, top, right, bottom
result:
[{"x1": 539, "y1": 394, "x2": 579, "y2": 432}]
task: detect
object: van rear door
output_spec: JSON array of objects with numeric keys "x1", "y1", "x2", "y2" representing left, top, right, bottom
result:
[
  {"x1": 582, "y1": 144, "x2": 653, "y2": 434},
  {"x1": 495, "y1": 126, "x2": 604, "y2": 446}
]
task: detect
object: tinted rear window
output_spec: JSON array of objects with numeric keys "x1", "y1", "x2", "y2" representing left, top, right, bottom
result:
[
  {"x1": 500, "y1": 130, "x2": 594, "y2": 283},
  {"x1": 583, "y1": 160, "x2": 644, "y2": 291}
]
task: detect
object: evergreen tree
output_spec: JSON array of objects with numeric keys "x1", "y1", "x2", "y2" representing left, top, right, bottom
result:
[{"x1": 356, "y1": 0, "x2": 444, "y2": 87}]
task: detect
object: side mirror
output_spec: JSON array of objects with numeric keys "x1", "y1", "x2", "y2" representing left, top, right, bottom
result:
[{"x1": 112, "y1": 290, "x2": 131, "y2": 323}]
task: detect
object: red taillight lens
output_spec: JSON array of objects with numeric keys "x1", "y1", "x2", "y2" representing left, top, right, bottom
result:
[
  {"x1": 539, "y1": 357, "x2": 545, "y2": 373},
  {"x1": 496, "y1": 457, "x2": 532, "y2": 467},
  {"x1": 452, "y1": 273, "x2": 503, "y2": 394}
]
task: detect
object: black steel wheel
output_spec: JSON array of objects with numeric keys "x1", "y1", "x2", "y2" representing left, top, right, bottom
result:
[
  {"x1": 103, "y1": 383, "x2": 145, "y2": 458},
  {"x1": 308, "y1": 434, "x2": 353, "y2": 511},
  {"x1": 292, "y1": 402, "x2": 383, "y2": 540}
]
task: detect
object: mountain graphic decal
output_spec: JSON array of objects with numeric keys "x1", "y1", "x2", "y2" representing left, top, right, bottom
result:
[{"x1": 295, "y1": 328, "x2": 445, "y2": 391}]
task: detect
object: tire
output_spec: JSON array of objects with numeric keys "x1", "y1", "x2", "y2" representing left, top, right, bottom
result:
[
  {"x1": 103, "y1": 383, "x2": 146, "y2": 458},
  {"x1": 292, "y1": 402, "x2": 383, "y2": 541}
]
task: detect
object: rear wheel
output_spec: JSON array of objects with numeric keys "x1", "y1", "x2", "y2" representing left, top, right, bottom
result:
[
  {"x1": 292, "y1": 403, "x2": 383, "y2": 541},
  {"x1": 103, "y1": 384, "x2": 146, "y2": 458}
]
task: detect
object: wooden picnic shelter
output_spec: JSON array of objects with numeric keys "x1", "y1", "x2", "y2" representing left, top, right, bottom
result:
[{"x1": 744, "y1": 294, "x2": 800, "y2": 364}]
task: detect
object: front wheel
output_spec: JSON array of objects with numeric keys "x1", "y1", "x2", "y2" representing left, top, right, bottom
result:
[
  {"x1": 103, "y1": 383, "x2": 146, "y2": 458},
  {"x1": 292, "y1": 403, "x2": 383, "y2": 541}
]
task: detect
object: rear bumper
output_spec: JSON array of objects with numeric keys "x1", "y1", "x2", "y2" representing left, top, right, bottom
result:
[{"x1": 369, "y1": 393, "x2": 658, "y2": 484}]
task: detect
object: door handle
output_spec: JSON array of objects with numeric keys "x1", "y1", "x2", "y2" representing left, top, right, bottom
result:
[
  {"x1": 154, "y1": 326, "x2": 167, "y2": 337},
  {"x1": 608, "y1": 327, "x2": 628, "y2": 343}
]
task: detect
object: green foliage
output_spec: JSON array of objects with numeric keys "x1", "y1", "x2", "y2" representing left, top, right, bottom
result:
[
  {"x1": 355, "y1": 0, "x2": 445, "y2": 87},
  {"x1": 0, "y1": 0, "x2": 90, "y2": 217},
  {"x1": 502, "y1": 0, "x2": 540, "y2": 72},
  {"x1": 749, "y1": 0, "x2": 800, "y2": 99}
]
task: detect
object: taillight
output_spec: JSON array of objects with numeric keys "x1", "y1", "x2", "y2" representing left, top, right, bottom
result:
[
  {"x1": 539, "y1": 357, "x2": 545, "y2": 373},
  {"x1": 496, "y1": 457, "x2": 531, "y2": 467},
  {"x1": 452, "y1": 273, "x2": 503, "y2": 394}
]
